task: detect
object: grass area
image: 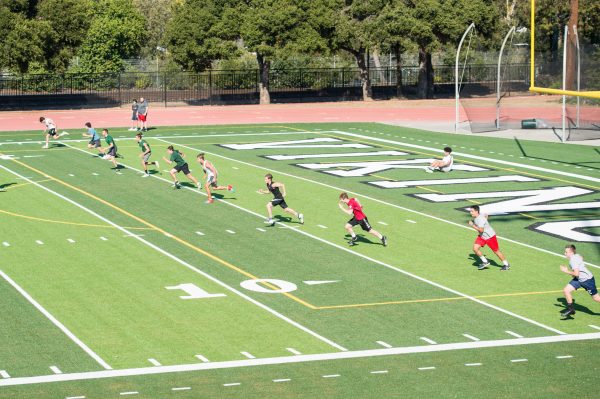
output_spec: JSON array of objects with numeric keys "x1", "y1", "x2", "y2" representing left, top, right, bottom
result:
[{"x1": 0, "y1": 122, "x2": 598, "y2": 397}]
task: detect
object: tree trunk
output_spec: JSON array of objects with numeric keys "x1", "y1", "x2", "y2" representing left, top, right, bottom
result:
[
  {"x1": 354, "y1": 50, "x2": 373, "y2": 101},
  {"x1": 393, "y1": 43, "x2": 403, "y2": 98},
  {"x1": 256, "y1": 53, "x2": 271, "y2": 104},
  {"x1": 417, "y1": 46, "x2": 434, "y2": 99},
  {"x1": 565, "y1": 0, "x2": 578, "y2": 90}
]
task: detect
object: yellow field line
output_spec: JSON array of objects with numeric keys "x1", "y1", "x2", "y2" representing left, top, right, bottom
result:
[
  {"x1": 316, "y1": 289, "x2": 564, "y2": 310},
  {"x1": 0, "y1": 209, "x2": 152, "y2": 230},
  {"x1": 9, "y1": 157, "x2": 317, "y2": 310}
]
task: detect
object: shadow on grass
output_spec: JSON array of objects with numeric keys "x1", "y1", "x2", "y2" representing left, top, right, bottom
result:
[
  {"x1": 555, "y1": 297, "x2": 600, "y2": 319},
  {"x1": 514, "y1": 137, "x2": 600, "y2": 170},
  {"x1": 468, "y1": 253, "x2": 502, "y2": 269}
]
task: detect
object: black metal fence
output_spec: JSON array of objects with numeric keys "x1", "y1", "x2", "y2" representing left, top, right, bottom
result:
[{"x1": 0, "y1": 64, "x2": 530, "y2": 110}]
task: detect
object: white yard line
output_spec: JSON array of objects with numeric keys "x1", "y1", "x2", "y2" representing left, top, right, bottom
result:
[
  {"x1": 2, "y1": 332, "x2": 598, "y2": 387},
  {"x1": 0, "y1": 269, "x2": 112, "y2": 370},
  {"x1": 0, "y1": 162, "x2": 346, "y2": 353}
]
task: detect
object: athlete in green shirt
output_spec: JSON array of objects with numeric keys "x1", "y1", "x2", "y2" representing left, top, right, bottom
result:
[
  {"x1": 162, "y1": 145, "x2": 201, "y2": 190},
  {"x1": 136, "y1": 133, "x2": 159, "y2": 177},
  {"x1": 100, "y1": 129, "x2": 119, "y2": 169}
]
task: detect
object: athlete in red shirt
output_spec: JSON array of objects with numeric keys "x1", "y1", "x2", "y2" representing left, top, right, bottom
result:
[{"x1": 338, "y1": 192, "x2": 387, "y2": 246}]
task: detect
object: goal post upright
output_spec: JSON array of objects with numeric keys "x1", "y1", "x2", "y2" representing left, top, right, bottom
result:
[
  {"x1": 497, "y1": 26, "x2": 516, "y2": 130},
  {"x1": 455, "y1": 22, "x2": 476, "y2": 133}
]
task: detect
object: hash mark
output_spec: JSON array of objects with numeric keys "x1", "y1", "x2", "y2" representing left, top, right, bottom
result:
[
  {"x1": 226, "y1": 230, "x2": 236, "y2": 234},
  {"x1": 589, "y1": 325, "x2": 600, "y2": 331},
  {"x1": 376, "y1": 341, "x2": 392, "y2": 348},
  {"x1": 223, "y1": 383, "x2": 241, "y2": 387},
  {"x1": 273, "y1": 378, "x2": 291, "y2": 382},
  {"x1": 370, "y1": 370, "x2": 388, "y2": 374},
  {"x1": 50, "y1": 366, "x2": 62, "y2": 374},
  {"x1": 317, "y1": 224, "x2": 328, "y2": 229},
  {"x1": 119, "y1": 392, "x2": 139, "y2": 396},
  {"x1": 2, "y1": 242, "x2": 9, "y2": 247},
  {"x1": 465, "y1": 363, "x2": 482, "y2": 366},
  {"x1": 511, "y1": 359, "x2": 528, "y2": 363},
  {"x1": 0, "y1": 370, "x2": 10, "y2": 379},
  {"x1": 256, "y1": 228, "x2": 266, "y2": 232},
  {"x1": 462, "y1": 334, "x2": 480, "y2": 342},
  {"x1": 195, "y1": 231, "x2": 205, "y2": 236},
  {"x1": 240, "y1": 351, "x2": 255, "y2": 359},
  {"x1": 418, "y1": 367, "x2": 435, "y2": 371},
  {"x1": 505, "y1": 331, "x2": 523, "y2": 338},
  {"x1": 406, "y1": 220, "x2": 417, "y2": 224},
  {"x1": 100, "y1": 236, "x2": 108, "y2": 241},
  {"x1": 556, "y1": 355, "x2": 573, "y2": 359},
  {"x1": 322, "y1": 374, "x2": 340, "y2": 378},
  {"x1": 286, "y1": 348, "x2": 302, "y2": 355},
  {"x1": 195, "y1": 354, "x2": 209, "y2": 363},
  {"x1": 148, "y1": 358, "x2": 161, "y2": 366},
  {"x1": 420, "y1": 337, "x2": 437, "y2": 345},
  {"x1": 67, "y1": 239, "x2": 75, "y2": 243},
  {"x1": 171, "y1": 387, "x2": 191, "y2": 391},
  {"x1": 36, "y1": 240, "x2": 44, "y2": 245}
]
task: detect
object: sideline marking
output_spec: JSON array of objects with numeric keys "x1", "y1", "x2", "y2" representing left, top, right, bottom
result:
[
  {"x1": 420, "y1": 337, "x2": 437, "y2": 345},
  {"x1": 1, "y1": 161, "x2": 346, "y2": 352},
  {"x1": 0, "y1": 270, "x2": 112, "y2": 370},
  {"x1": 3, "y1": 332, "x2": 598, "y2": 387}
]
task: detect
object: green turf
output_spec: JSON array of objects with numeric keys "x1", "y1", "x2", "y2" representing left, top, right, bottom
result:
[{"x1": 0, "y1": 122, "x2": 598, "y2": 397}]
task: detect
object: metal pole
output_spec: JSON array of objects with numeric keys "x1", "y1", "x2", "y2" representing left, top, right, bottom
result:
[
  {"x1": 497, "y1": 27, "x2": 516, "y2": 129},
  {"x1": 562, "y1": 25, "x2": 567, "y2": 142},
  {"x1": 530, "y1": 0, "x2": 536, "y2": 90},
  {"x1": 574, "y1": 25, "x2": 580, "y2": 127},
  {"x1": 455, "y1": 23, "x2": 475, "y2": 133}
]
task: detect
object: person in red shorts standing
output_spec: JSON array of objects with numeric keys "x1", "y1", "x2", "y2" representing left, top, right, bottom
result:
[
  {"x1": 468, "y1": 205, "x2": 510, "y2": 271},
  {"x1": 137, "y1": 97, "x2": 149, "y2": 131},
  {"x1": 338, "y1": 192, "x2": 387, "y2": 247}
]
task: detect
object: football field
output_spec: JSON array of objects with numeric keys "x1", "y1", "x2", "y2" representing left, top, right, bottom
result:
[{"x1": 0, "y1": 122, "x2": 599, "y2": 398}]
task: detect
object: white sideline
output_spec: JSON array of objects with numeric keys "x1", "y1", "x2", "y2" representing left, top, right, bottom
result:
[
  {"x1": 0, "y1": 269, "x2": 112, "y2": 370},
  {"x1": 0, "y1": 163, "x2": 347, "y2": 353},
  {"x1": 0, "y1": 332, "x2": 598, "y2": 387},
  {"x1": 148, "y1": 139, "x2": 566, "y2": 334},
  {"x1": 154, "y1": 137, "x2": 599, "y2": 269}
]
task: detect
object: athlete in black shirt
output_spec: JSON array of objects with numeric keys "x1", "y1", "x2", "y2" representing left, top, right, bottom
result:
[{"x1": 258, "y1": 173, "x2": 304, "y2": 226}]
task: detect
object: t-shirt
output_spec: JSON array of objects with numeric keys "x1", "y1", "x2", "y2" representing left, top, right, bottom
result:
[
  {"x1": 201, "y1": 160, "x2": 215, "y2": 177},
  {"x1": 137, "y1": 100, "x2": 148, "y2": 114},
  {"x1": 132, "y1": 102, "x2": 138, "y2": 112},
  {"x1": 348, "y1": 198, "x2": 366, "y2": 220},
  {"x1": 570, "y1": 254, "x2": 593, "y2": 282},
  {"x1": 170, "y1": 150, "x2": 186, "y2": 167},
  {"x1": 105, "y1": 135, "x2": 116, "y2": 149},
  {"x1": 442, "y1": 154, "x2": 453, "y2": 169},
  {"x1": 473, "y1": 214, "x2": 495, "y2": 239},
  {"x1": 44, "y1": 118, "x2": 56, "y2": 129},
  {"x1": 88, "y1": 128, "x2": 99, "y2": 141},
  {"x1": 138, "y1": 139, "x2": 150, "y2": 153}
]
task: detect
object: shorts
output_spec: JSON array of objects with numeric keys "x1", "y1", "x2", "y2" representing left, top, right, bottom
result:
[
  {"x1": 106, "y1": 147, "x2": 117, "y2": 157},
  {"x1": 138, "y1": 113, "x2": 147, "y2": 122},
  {"x1": 207, "y1": 174, "x2": 218, "y2": 188},
  {"x1": 475, "y1": 235, "x2": 499, "y2": 252},
  {"x1": 348, "y1": 217, "x2": 372, "y2": 232},
  {"x1": 89, "y1": 139, "x2": 101, "y2": 148},
  {"x1": 569, "y1": 277, "x2": 598, "y2": 296},
  {"x1": 270, "y1": 198, "x2": 288, "y2": 209},
  {"x1": 47, "y1": 128, "x2": 58, "y2": 137},
  {"x1": 142, "y1": 152, "x2": 151, "y2": 163},
  {"x1": 132, "y1": 112, "x2": 138, "y2": 121},
  {"x1": 174, "y1": 163, "x2": 190, "y2": 175}
]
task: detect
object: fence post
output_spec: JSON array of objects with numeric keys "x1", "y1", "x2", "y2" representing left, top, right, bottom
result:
[
  {"x1": 209, "y1": 70, "x2": 213, "y2": 105},
  {"x1": 163, "y1": 72, "x2": 167, "y2": 107},
  {"x1": 117, "y1": 73, "x2": 121, "y2": 106}
]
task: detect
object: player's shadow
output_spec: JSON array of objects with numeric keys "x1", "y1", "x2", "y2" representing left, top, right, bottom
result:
[
  {"x1": 180, "y1": 182, "x2": 196, "y2": 188},
  {"x1": 468, "y1": 254, "x2": 502, "y2": 269},
  {"x1": 555, "y1": 297, "x2": 600, "y2": 319},
  {"x1": 51, "y1": 143, "x2": 66, "y2": 148},
  {"x1": 343, "y1": 234, "x2": 383, "y2": 246},
  {"x1": 274, "y1": 215, "x2": 292, "y2": 223},
  {"x1": 0, "y1": 183, "x2": 17, "y2": 190}
]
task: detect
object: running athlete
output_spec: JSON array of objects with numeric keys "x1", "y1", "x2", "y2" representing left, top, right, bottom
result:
[
  {"x1": 39, "y1": 116, "x2": 68, "y2": 149},
  {"x1": 257, "y1": 173, "x2": 303, "y2": 226},
  {"x1": 468, "y1": 205, "x2": 510, "y2": 270},
  {"x1": 560, "y1": 244, "x2": 600, "y2": 318},
  {"x1": 82, "y1": 122, "x2": 102, "y2": 154},
  {"x1": 136, "y1": 133, "x2": 159, "y2": 177},
  {"x1": 338, "y1": 192, "x2": 387, "y2": 247},
  {"x1": 99, "y1": 129, "x2": 119, "y2": 169},
  {"x1": 426, "y1": 147, "x2": 453, "y2": 173},
  {"x1": 196, "y1": 153, "x2": 234, "y2": 203},
  {"x1": 162, "y1": 146, "x2": 201, "y2": 190}
]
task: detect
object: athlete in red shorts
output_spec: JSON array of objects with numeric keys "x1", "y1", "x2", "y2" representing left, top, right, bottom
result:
[{"x1": 468, "y1": 205, "x2": 510, "y2": 271}]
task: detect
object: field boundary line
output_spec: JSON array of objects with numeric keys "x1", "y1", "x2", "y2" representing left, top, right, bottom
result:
[
  {"x1": 151, "y1": 139, "x2": 565, "y2": 334},
  {"x1": 1, "y1": 332, "x2": 598, "y2": 387},
  {"x1": 0, "y1": 161, "x2": 346, "y2": 352},
  {"x1": 0, "y1": 268, "x2": 112, "y2": 370},
  {"x1": 157, "y1": 135, "x2": 599, "y2": 270}
]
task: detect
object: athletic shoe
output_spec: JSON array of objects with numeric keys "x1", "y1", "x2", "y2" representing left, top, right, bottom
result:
[
  {"x1": 264, "y1": 218, "x2": 275, "y2": 226},
  {"x1": 102, "y1": 154, "x2": 111, "y2": 160},
  {"x1": 154, "y1": 161, "x2": 159, "y2": 169},
  {"x1": 197, "y1": 184, "x2": 202, "y2": 191},
  {"x1": 174, "y1": 183, "x2": 181, "y2": 189},
  {"x1": 298, "y1": 213, "x2": 304, "y2": 224},
  {"x1": 59, "y1": 131, "x2": 69, "y2": 136},
  {"x1": 477, "y1": 262, "x2": 490, "y2": 270},
  {"x1": 560, "y1": 308, "x2": 575, "y2": 318},
  {"x1": 500, "y1": 264, "x2": 510, "y2": 271},
  {"x1": 425, "y1": 167, "x2": 433, "y2": 173},
  {"x1": 142, "y1": 173, "x2": 150, "y2": 178},
  {"x1": 42, "y1": 144, "x2": 49, "y2": 149},
  {"x1": 206, "y1": 199, "x2": 214, "y2": 204},
  {"x1": 227, "y1": 184, "x2": 235, "y2": 192},
  {"x1": 348, "y1": 236, "x2": 358, "y2": 246},
  {"x1": 381, "y1": 235, "x2": 388, "y2": 247}
]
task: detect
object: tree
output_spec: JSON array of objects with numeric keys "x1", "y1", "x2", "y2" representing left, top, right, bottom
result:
[
  {"x1": 37, "y1": 0, "x2": 93, "y2": 72},
  {"x1": 165, "y1": 0, "x2": 238, "y2": 72},
  {"x1": 133, "y1": 0, "x2": 177, "y2": 58},
  {"x1": 76, "y1": 0, "x2": 145, "y2": 73}
]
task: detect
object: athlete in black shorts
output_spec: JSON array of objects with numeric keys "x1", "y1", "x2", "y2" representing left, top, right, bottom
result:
[{"x1": 257, "y1": 173, "x2": 304, "y2": 226}]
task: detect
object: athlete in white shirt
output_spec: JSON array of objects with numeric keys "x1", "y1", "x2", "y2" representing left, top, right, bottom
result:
[
  {"x1": 196, "y1": 153, "x2": 234, "y2": 204},
  {"x1": 426, "y1": 147, "x2": 453, "y2": 173},
  {"x1": 560, "y1": 244, "x2": 600, "y2": 318},
  {"x1": 39, "y1": 116, "x2": 68, "y2": 149}
]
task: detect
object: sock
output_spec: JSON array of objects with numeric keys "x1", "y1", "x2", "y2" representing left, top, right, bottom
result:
[
  {"x1": 479, "y1": 256, "x2": 488, "y2": 263},
  {"x1": 503, "y1": 260, "x2": 509, "y2": 266},
  {"x1": 350, "y1": 233, "x2": 356, "y2": 239}
]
